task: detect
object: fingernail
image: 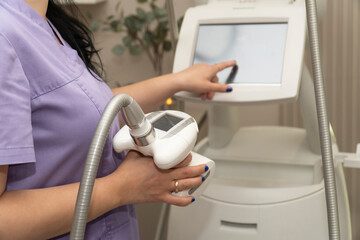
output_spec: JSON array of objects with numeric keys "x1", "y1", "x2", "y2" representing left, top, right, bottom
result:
[
  {"x1": 226, "y1": 87, "x2": 232, "y2": 92},
  {"x1": 191, "y1": 198, "x2": 195, "y2": 203},
  {"x1": 202, "y1": 176, "x2": 205, "y2": 182},
  {"x1": 205, "y1": 166, "x2": 209, "y2": 172}
]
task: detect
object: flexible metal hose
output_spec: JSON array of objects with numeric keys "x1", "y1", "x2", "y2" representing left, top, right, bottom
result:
[
  {"x1": 70, "y1": 94, "x2": 133, "y2": 240},
  {"x1": 305, "y1": 0, "x2": 340, "y2": 239}
]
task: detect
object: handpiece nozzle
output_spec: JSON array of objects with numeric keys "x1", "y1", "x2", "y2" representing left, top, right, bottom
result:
[
  {"x1": 120, "y1": 98, "x2": 146, "y2": 129},
  {"x1": 120, "y1": 98, "x2": 155, "y2": 146}
]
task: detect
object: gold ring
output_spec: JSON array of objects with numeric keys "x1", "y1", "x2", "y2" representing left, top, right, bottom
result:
[{"x1": 174, "y1": 180, "x2": 179, "y2": 193}]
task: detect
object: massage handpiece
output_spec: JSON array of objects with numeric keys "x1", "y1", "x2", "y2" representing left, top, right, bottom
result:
[{"x1": 113, "y1": 106, "x2": 215, "y2": 198}]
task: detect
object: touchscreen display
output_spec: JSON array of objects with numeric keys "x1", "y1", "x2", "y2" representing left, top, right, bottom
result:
[
  {"x1": 193, "y1": 23, "x2": 288, "y2": 84},
  {"x1": 153, "y1": 114, "x2": 183, "y2": 132}
]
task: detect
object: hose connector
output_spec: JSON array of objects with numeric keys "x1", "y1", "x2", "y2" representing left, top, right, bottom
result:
[{"x1": 120, "y1": 99, "x2": 155, "y2": 146}]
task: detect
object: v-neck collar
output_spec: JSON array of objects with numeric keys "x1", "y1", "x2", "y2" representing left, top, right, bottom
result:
[
  {"x1": 47, "y1": 20, "x2": 65, "y2": 46},
  {"x1": 2, "y1": 0, "x2": 57, "y2": 44},
  {"x1": 2, "y1": 0, "x2": 84, "y2": 70}
]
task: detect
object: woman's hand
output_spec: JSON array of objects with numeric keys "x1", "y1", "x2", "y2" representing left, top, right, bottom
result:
[
  {"x1": 111, "y1": 151, "x2": 206, "y2": 207},
  {"x1": 112, "y1": 60, "x2": 237, "y2": 112},
  {"x1": 175, "y1": 60, "x2": 237, "y2": 100}
]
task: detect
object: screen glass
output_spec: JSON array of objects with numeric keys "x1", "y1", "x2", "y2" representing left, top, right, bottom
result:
[
  {"x1": 193, "y1": 23, "x2": 288, "y2": 85},
  {"x1": 153, "y1": 114, "x2": 183, "y2": 132}
]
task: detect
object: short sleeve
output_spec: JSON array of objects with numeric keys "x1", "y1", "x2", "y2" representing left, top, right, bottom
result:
[{"x1": 0, "y1": 33, "x2": 36, "y2": 165}]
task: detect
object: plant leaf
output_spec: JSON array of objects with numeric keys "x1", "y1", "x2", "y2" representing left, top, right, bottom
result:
[
  {"x1": 112, "y1": 44, "x2": 125, "y2": 56},
  {"x1": 136, "y1": 8, "x2": 147, "y2": 21},
  {"x1": 129, "y1": 45, "x2": 144, "y2": 56},
  {"x1": 134, "y1": 17, "x2": 144, "y2": 30},
  {"x1": 116, "y1": 22, "x2": 123, "y2": 32},
  {"x1": 89, "y1": 19, "x2": 100, "y2": 32},
  {"x1": 110, "y1": 20, "x2": 121, "y2": 32},
  {"x1": 123, "y1": 35, "x2": 133, "y2": 47},
  {"x1": 125, "y1": 16, "x2": 139, "y2": 32},
  {"x1": 158, "y1": 16, "x2": 168, "y2": 23},
  {"x1": 154, "y1": 7, "x2": 167, "y2": 19},
  {"x1": 115, "y1": 1, "x2": 121, "y2": 11},
  {"x1": 145, "y1": 12, "x2": 155, "y2": 23},
  {"x1": 144, "y1": 31, "x2": 154, "y2": 43},
  {"x1": 163, "y1": 40, "x2": 172, "y2": 52},
  {"x1": 86, "y1": 11, "x2": 92, "y2": 20}
]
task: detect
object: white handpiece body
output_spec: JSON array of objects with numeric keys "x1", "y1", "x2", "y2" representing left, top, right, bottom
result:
[
  {"x1": 113, "y1": 110, "x2": 215, "y2": 198},
  {"x1": 172, "y1": 151, "x2": 215, "y2": 198}
]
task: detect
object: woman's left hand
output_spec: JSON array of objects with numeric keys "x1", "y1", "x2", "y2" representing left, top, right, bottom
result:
[{"x1": 174, "y1": 60, "x2": 237, "y2": 100}]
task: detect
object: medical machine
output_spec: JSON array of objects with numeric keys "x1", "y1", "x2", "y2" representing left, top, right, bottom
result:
[
  {"x1": 165, "y1": 0, "x2": 360, "y2": 240},
  {"x1": 69, "y1": 95, "x2": 215, "y2": 240}
]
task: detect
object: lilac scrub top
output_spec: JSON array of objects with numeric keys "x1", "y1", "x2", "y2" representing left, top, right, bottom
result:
[{"x1": 0, "y1": 0, "x2": 139, "y2": 239}]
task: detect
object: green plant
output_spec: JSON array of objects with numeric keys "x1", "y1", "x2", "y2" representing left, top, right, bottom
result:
[{"x1": 88, "y1": 0, "x2": 182, "y2": 76}]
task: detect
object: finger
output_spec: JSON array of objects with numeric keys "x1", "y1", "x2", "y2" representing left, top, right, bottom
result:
[
  {"x1": 171, "y1": 164, "x2": 207, "y2": 180},
  {"x1": 171, "y1": 177, "x2": 203, "y2": 193},
  {"x1": 162, "y1": 194, "x2": 195, "y2": 207},
  {"x1": 211, "y1": 75, "x2": 219, "y2": 83},
  {"x1": 207, "y1": 82, "x2": 232, "y2": 93},
  {"x1": 173, "y1": 153, "x2": 192, "y2": 168},
  {"x1": 214, "y1": 60, "x2": 237, "y2": 72},
  {"x1": 207, "y1": 91, "x2": 215, "y2": 99},
  {"x1": 201, "y1": 93, "x2": 207, "y2": 100},
  {"x1": 126, "y1": 150, "x2": 143, "y2": 158},
  {"x1": 206, "y1": 76, "x2": 219, "y2": 99}
]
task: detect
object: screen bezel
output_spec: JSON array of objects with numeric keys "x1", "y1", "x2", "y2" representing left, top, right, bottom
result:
[{"x1": 173, "y1": 6, "x2": 307, "y2": 104}]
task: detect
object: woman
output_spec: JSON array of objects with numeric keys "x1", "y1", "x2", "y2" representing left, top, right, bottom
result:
[{"x1": 0, "y1": 0, "x2": 235, "y2": 239}]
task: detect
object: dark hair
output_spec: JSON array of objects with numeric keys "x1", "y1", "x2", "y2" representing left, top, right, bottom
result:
[{"x1": 46, "y1": 0, "x2": 105, "y2": 80}]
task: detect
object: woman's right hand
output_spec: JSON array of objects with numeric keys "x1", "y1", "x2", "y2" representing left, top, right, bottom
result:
[{"x1": 110, "y1": 151, "x2": 206, "y2": 207}]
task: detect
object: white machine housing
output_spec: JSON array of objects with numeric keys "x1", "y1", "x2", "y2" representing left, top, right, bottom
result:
[
  {"x1": 167, "y1": 1, "x2": 352, "y2": 240},
  {"x1": 174, "y1": 1, "x2": 306, "y2": 104}
]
